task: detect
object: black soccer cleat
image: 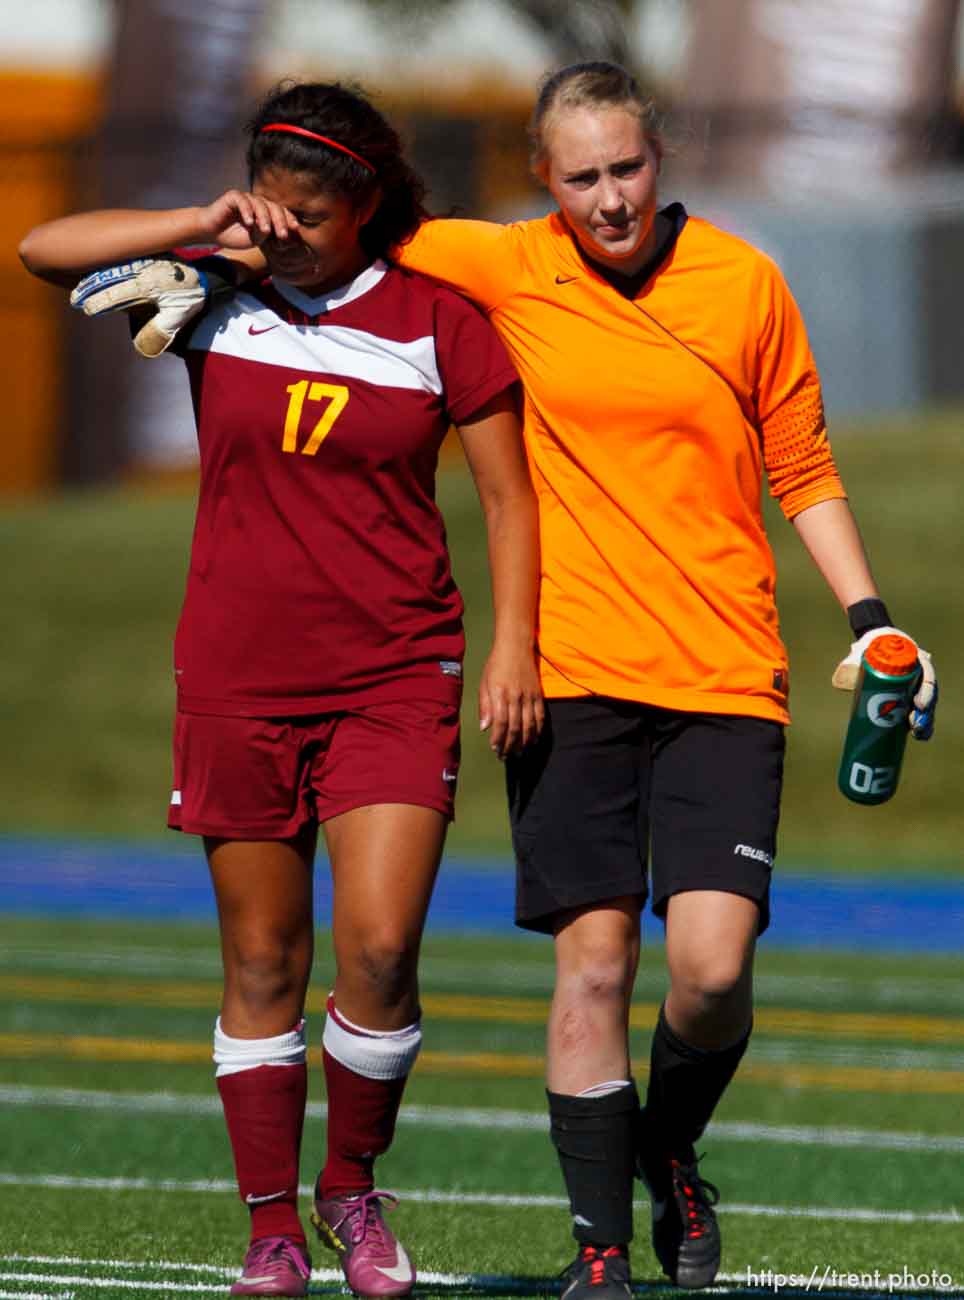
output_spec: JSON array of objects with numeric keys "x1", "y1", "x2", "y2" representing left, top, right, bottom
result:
[
  {"x1": 560, "y1": 1244, "x2": 632, "y2": 1300},
  {"x1": 642, "y1": 1152, "x2": 721, "y2": 1289}
]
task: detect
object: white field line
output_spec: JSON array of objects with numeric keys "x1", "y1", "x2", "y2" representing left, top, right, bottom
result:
[
  {"x1": 4, "y1": 1256, "x2": 232, "y2": 1277},
  {"x1": 0, "y1": 1263, "x2": 471, "y2": 1292},
  {"x1": 3, "y1": 1084, "x2": 964, "y2": 1155},
  {"x1": 0, "y1": 1171, "x2": 960, "y2": 1225},
  {"x1": 0, "y1": 1274, "x2": 223, "y2": 1294},
  {"x1": 0, "y1": 1292, "x2": 74, "y2": 1300},
  {"x1": 4, "y1": 1259, "x2": 964, "y2": 1299}
]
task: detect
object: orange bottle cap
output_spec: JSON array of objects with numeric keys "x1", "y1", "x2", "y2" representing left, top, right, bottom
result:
[{"x1": 864, "y1": 633, "x2": 918, "y2": 676}]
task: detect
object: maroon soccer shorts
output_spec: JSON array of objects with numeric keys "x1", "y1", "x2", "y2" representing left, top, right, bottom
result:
[{"x1": 168, "y1": 698, "x2": 461, "y2": 838}]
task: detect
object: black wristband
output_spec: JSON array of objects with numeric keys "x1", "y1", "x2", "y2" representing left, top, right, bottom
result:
[{"x1": 847, "y1": 598, "x2": 893, "y2": 638}]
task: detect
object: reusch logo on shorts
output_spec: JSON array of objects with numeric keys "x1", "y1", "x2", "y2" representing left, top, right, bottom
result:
[
  {"x1": 867, "y1": 692, "x2": 908, "y2": 729},
  {"x1": 733, "y1": 843, "x2": 773, "y2": 866}
]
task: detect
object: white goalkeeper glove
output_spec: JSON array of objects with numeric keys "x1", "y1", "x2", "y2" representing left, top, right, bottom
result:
[
  {"x1": 832, "y1": 626, "x2": 937, "y2": 741},
  {"x1": 69, "y1": 254, "x2": 237, "y2": 357}
]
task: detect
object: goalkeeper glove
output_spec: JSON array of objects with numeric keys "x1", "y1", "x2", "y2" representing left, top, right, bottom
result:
[
  {"x1": 69, "y1": 254, "x2": 238, "y2": 357},
  {"x1": 832, "y1": 624, "x2": 937, "y2": 742}
]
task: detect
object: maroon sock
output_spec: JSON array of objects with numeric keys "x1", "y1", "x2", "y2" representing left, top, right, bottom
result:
[
  {"x1": 318, "y1": 1047, "x2": 407, "y2": 1198},
  {"x1": 217, "y1": 1063, "x2": 307, "y2": 1244}
]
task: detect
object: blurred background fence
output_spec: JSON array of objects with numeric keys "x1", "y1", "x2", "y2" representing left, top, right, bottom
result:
[{"x1": 5, "y1": 0, "x2": 964, "y2": 489}]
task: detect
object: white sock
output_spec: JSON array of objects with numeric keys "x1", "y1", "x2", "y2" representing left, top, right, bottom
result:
[
  {"x1": 213, "y1": 1016, "x2": 306, "y2": 1078},
  {"x1": 323, "y1": 1001, "x2": 421, "y2": 1081}
]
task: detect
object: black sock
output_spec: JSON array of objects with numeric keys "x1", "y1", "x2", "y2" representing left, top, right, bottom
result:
[
  {"x1": 548, "y1": 1081, "x2": 639, "y2": 1247},
  {"x1": 642, "y1": 1004, "x2": 750, "y2": 1171}
]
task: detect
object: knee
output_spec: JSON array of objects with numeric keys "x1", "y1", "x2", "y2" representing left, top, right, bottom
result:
[
  {"x1": 672, "y1": 951, "x2": 750, "y2": 1015},
  {"x1": 345, "y1": 930, "x2": 418, "y2": 1011},
  {"x1": 559, "y1": 930, "x2": 638, "y2": 1007},
  {"x1": 225, "y1": 936, "x2": 310, "y2": 1015}
]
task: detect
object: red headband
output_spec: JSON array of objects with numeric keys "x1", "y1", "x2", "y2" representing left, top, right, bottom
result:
[{"x1": 259, "y1": 124, "x2": 376, "y2": 174}]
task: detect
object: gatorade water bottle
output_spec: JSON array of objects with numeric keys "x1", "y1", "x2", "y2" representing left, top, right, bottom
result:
[{"x1": 837, "y1": 634, "x2": 921, "y2": 805}]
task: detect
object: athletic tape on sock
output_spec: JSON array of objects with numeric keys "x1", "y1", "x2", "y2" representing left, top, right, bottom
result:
[
  {"x1": 577, "y1": 1078, "x2": 633, "y2": 1099},
  {"x1": 323, "y1": 1000, "x2": 421, "y2": 1081},
  {"x1": 213, "y1": 1016, "x2": 307, "y2": 1078}
]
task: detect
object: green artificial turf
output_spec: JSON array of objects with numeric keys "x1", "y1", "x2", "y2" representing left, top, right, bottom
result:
[{"x1": 1, "y1": 918, "x2": 962, "y2": 1297}]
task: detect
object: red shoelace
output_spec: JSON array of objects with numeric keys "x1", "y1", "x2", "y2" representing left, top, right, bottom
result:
[
  {"x1": 670, "y1": 1158, "x2": 720, "y2": 1240},
  {"x1": 580, "y1": 1245, "x2": 624, "y2": 1284}
]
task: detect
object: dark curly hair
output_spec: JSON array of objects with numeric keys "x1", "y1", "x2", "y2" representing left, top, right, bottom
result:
[{"x1": 246, "y1": 81, "x2": 428, "y2": 258}]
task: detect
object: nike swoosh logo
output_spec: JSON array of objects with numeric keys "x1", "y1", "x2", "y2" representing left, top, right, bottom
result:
[
  {"x1": 244, "y1": 1190, "x2": 287, "y2": 1204},
  {"x1": 373, "y1": 1245, "x2": 413, "y2": 1283},
  {"x1": 555, "y1": 275, "x2": 578, "y2": 284},
  {"x1": 248, "y1": 324, "x2": 280, "y2": 335}
]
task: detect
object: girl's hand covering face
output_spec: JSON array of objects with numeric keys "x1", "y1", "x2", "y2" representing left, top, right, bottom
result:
[{"x1": 197, "y1": 189, "x2": 300, "y2": 250}]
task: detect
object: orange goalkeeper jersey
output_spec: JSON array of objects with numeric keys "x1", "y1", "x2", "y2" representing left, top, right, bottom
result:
[{"x1": 398, "y1": 207, "x2": 845, "y2": 723}]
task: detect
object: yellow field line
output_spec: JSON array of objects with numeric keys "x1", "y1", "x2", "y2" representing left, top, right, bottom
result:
[
  {"x1": 3, "y1": 975, "x2": 964, "y2": 1045},
  {"x1": 1, "y1": 1031, "x2": 963, "y2": 1094}
]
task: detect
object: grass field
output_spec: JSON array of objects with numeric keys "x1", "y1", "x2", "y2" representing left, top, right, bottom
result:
[
  {"x1": 1, "y1": 405, "x2": 962, "y2": 870},
  {"x1": 1, "y1": 914, "x2": 963, "y2": 1298}
]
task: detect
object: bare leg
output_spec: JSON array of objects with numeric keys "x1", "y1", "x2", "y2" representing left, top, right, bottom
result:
[
  {"x1": 546, "y1": 897, "x2": 641, "y2": 1093},
  {"x1": 640, "y1": 890, "x2": 760, "y2": 1289},
  {"x1": 317, "y1": 802, "x2": 447, "y2": 1204},
  {"x1": 207, "y1": 826, "x2": 316, "y2": 1036},
  {"x1": 545, "y1": 898, "x2": 643, "y2": 1256},
  {"x1": 664, "y1": 890, "x2": 758, "y2": 1047},
  {"x1": 324, "y1": 802, "x2": 447, "y2": 1028},
  {"x1": 205, "y1": 828, "x2": 316, "y2": 1251}
]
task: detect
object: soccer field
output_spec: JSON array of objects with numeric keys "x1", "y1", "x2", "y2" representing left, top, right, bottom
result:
[
  {"x1": 2, "y1": 915, "x2": 963, "y2": 1299},
  {"x1": 1, "y1": 411, "x2": 962, "y2": 1296}
]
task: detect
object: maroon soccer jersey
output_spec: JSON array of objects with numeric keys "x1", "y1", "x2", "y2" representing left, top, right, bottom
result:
[{"x1": 173, "y1": 260, "x2": 517, "y2": 715}]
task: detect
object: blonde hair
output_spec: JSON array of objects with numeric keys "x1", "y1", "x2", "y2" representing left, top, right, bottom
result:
[{"x1": 528, "y1": 61, "x2": 659, "y2": 181}]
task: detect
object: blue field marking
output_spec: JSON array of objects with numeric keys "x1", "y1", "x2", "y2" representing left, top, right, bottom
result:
[{"x1": 0, "y1": 834, "x2": 962, "y2": 952}]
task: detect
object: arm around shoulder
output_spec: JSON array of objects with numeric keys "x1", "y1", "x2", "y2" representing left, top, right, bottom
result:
[{"x1": 396, "y1": 217, "x2": 524, "y2": 311}]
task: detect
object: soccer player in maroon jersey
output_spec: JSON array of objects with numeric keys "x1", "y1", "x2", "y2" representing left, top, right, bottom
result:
[{"x1": 19, "y1": 82, "x2": 543, "y2": 1298}]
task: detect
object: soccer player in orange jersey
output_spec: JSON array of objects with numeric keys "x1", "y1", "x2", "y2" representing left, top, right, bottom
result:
[
  {"x1": 392, "y1": 63, "x2": 936, "y2": 1294},
  {"x1": 19, "y1": 82, "x2": 543, "y2": 1299}
]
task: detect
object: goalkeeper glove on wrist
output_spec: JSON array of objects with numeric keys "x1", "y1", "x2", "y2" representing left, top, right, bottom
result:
[{"x1": 69, "y1": 254, "x2": 238, "y2": 357}]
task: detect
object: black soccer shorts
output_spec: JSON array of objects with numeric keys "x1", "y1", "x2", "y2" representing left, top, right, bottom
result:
[{"x1": 506, "y1": 695, "x2": 785, "y2": 934}]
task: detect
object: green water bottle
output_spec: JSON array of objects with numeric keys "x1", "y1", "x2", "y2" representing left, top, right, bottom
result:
[{"x1": 837, "y1": 633, "x2": 921, "y2": 805}]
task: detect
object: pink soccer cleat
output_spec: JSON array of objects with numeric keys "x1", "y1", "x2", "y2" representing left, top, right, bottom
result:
[
  {"x1": 312, "y1": 1188, "x2": 415, "y2": 1297},
  {"x1": 229, "y1": 1235, "x2": 311, "y2": 1296}
]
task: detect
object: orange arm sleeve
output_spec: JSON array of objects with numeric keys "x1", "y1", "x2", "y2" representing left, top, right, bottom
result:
[{"x1": 754, "y1": 259, "x2": 846, "y2": 520}]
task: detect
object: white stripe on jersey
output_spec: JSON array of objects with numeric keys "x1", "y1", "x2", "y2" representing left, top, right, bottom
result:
[
  {"x1": 272, "y1": 260, "x2": 387, "y2": 314},
  {"x1": 188, "y1": 295, "x2": 443, "y2": 395}
]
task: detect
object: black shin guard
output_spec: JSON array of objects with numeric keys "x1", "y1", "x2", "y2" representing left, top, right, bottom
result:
[
  {"x1": 548, "y1": 1082, "x2": 639, "y2": 1247},
  {"x1": 642, "y1": 1004, "x2": 750, "y2": 1166}
]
